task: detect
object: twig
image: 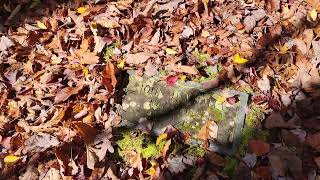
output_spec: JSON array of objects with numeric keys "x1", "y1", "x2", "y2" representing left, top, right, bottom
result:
[{"x1": 5, "y1": 4, "x2": 22, "y2": 25}]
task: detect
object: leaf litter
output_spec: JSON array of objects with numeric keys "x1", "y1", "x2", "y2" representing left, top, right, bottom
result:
[{"x1": 0, "y1": 0, "x2": 319, "y2": 179}]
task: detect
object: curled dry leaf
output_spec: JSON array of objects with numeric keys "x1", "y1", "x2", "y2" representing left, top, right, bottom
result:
[
  {"x1": 127, "y1": 151, "x2": 143, "y2": 171},
  {"x1": 54, "y1": 85, "x2": 83, "y2": 104},
  {"x1": 166, "y1": 65, "x2": 199, "y2": 75},
  {"x1": 102, "y1": 62, "x2": 117, "y2": 93},
  {"x1": 124, "y1": 52, "x2": 156, "y2": 64},
  {"x1": 23, "y1": 133, "x2": 60, "y2": 154},
  {"x1": 197, "y1": 121, "x2": 218, "y2": 141}
]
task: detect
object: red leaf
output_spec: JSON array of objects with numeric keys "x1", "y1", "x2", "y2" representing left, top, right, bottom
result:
[
  {"x1": 255, "y1": 166, "x2": 271, "y2": 179},
  {"x1": 249, "y1": 139, "x2": 270, "y2": 156},
  {"x1": 166, "y1": 76, "x2": 178, "y2": 86}
]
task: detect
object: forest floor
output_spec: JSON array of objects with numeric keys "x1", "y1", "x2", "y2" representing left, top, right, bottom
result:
[{"x1": 0, "y1": 0, "x2": 320, "y2": 179}]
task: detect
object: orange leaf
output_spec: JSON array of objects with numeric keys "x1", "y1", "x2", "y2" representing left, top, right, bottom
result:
[
  {"x1": 249, "y1": 139, "x2": 270, "y2": 156},
  {"x1": 102, "y1": 62, "x2": 117, "y2": 93},
  {"x1": 197, "y1": 121, "x2": 218, "y2": 141}
]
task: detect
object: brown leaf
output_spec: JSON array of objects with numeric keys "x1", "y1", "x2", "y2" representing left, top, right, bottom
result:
[
  {"x1": 127, "y1": 151, "x2": 143, "y2": 171},
  {"x1": 124, "y1": 52, "x2": 156, "y2": 64},
  {"x1": 75, "y1": 50, "x2": 100, "y2": 65},
  {"x1": 161, "y1": 139, "x2": 171, "y2": 158},
  {"x1": 166, "y1": 65, "x2": 199, "y2": 75},
  {"x1": 23, "y1": 133, "x2": 60, "y2": 154},
  {"x1": 87, "y1": 130, "x2": 114, "y2": 169},
  {"x1": 73, "y1": 122, "x2": 98, "y2": 144},
  {"x1": 102, "y1": 62, "x2": 117, "y2": 93},
  {"x1": 207, "y1": 152, "x2": 225, "y2": 166},
  {"x1": 54, "y1": 85, "x2": 83, "y2": 103},
  {"x1": 0, "y1": 36, "x2": 14, "y2": 52},
  {"x1": 266, "y1": 0, "x2": 280, "y2": 12},
  {"x1": 305, "y1": 132, "x2": 320, "y2": 151},
  {"x1": 249, "y1": 139, "x2": 270, "y2": 156},
  {"x1": 314, "y1": 157, "x2": 320, "y2": 169},
  {"x1": 197, "y1": 121, "x2": 218, "y2": 141}
]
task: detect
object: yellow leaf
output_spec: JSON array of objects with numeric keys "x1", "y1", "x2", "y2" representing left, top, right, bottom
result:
[
  {"x1": 165, "y1": 48, "x2": 177, "y2": 55},
  {"x1": 117, "y1": 60, "x2": 125, "y2": 69},
  {"x1": 279, "y1": 44, "x2": 289, "y2": 54},
  {"x1": 179, "y1": 75, "x2": 187, "y2": 82},
  {"x1": 77, "y1": 7, "x2": 87, "y2": 14},
  {"x1": 36, "y1": 21, "x2": 47, "y2": 30},
  {"x1": 82, "y1": 67, "x2": 89, "y2": 77},
  {"x1": 4, "y1": 155, "x2": 20, "y2": 164},
  {"x1": 309, "y1": 9, "x2": 318, "y2": 21},
  {"x1": 201, "y1": 30, "x2": 210, "y2": 37},
  {"x1": 233, "y1": 53, "x2": 248, "y2": 64},
  {"x1": 146, "y1": 167, "x2": 156, "y2": 176},
  {"x1": 156, "y1": 133, "x2": 168, "y2": 145},
  {"x1": 215, "y1": 95, "x2": 226, "y2": 104}
]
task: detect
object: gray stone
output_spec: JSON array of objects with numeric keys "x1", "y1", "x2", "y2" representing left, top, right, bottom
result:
[{"x1": 117, "y1": 74, "x2": 248, "y2": 154}]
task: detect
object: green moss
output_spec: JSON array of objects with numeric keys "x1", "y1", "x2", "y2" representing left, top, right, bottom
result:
[
  {"x1": 208, "y1": 106, "x2": 224, "y2": 121},
  {"x1": 223, "y1": 156, "x2": 239, "y2": 177},
  {"x1": 116, "y1": 132, "x2": 160, "y2": 159},
  {"x1": 238, "y1": 105, "x2": 269, "y2": 156},
  {"x1": 141, "y1": 144, "x2": 158, "y2": 158},
  {"x1": 178, "y1": 122, "x2": 202, "y2": 133},
  {"x1": 185, "y1": 145, "x2": 206, "y2": 157}
]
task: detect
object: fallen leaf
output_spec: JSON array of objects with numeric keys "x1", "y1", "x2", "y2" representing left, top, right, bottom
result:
[
  {"x1": 207, "y1": 152, "x2": 225, "y2": 166},
  {"x1": 156, "y1": 133, "x2": 168, "y2": 145},
  {"x1": 242, "y1": 153, "x2": 257, "y2": 168},
  {"x1": 54, "y1": 85, "x2": 83, "y2": 103},
  {"x1": 314, "y1": 157, "x2": 320, "y2": 169},
  {"x1": 87, "y1": 130, "x2": 114, "y2": 169},
  {"x1": 305, "y1": 132, "x2": 320, "y2": 151},
  {"x1": 166, "y1": 65, "x2": 199, "y2": 75},
  {"x1": 102, "y1": 62, "x2": 117, "y2": 93},
  {"x1": 197, "y1": 121, "x2": 218, "y2": 141},
  {"x1": 249, "y1": 139, "x2": 270, "y2": 156},
  {"x1": 0, "y1": 36, "x2": 14, "y2": 51},
  {"x1": 166, "y1": 76, "x2": 179, "y2": 86},
  {"x1": 4, "y1": 155, "x2": 20, "y2": 164},
  {"x1": 309, "y1": 9, "x2": 318, "y2": 21},
  {"x1": 124, "y1": 52, "x2": 156, "y2": 64},
  {"x1": 36, "y1": 21, "x2": 47, "y2": 30},
  {"x1": 127, "y1": 151, "x2": 143, "y2": 171},
  {"x1": 182, "y1": 26, "x2": 193, "y2": 38},
  {"x1": 233, "y1": 53, "x2": 248, "y2": 64},
  {"x1": 77, "y1": 7, "x2": 87, "y2": 14},
  {"x1": 257, "y1": 75, "x2": 271, "y2": 92},
  {"x1": 73, "y1": 122, "x2": 98, "y2": 144},
  {"x1": 266, "y1": 0, "x2": 280, "y2": 12},
  {"x1": 165, "y1": 48, "x2": 178, "y2": 55},
  {"x1": 23, "y1": 133, "x2": 60, "y2": 153},
  {"x1": 168, "y1": 156, "x2": 186, "y2": 173}
]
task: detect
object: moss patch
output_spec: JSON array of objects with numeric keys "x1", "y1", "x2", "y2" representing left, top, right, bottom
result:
[
  {"x1": 223, "y1": 156, "x2": 240, "y2": 177},
  {"x1": 116, "y1": 131, "x2": 160, "y2": 160},
  {"x1": 238, "y1": 105, "x2": 269, "y2": 156},
  {"x1": 207, "y1": 106, "x2": 224, "y2": 122},
  {"x1": 185, "y1": 145, "x2": 206, "y2": 157}
]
